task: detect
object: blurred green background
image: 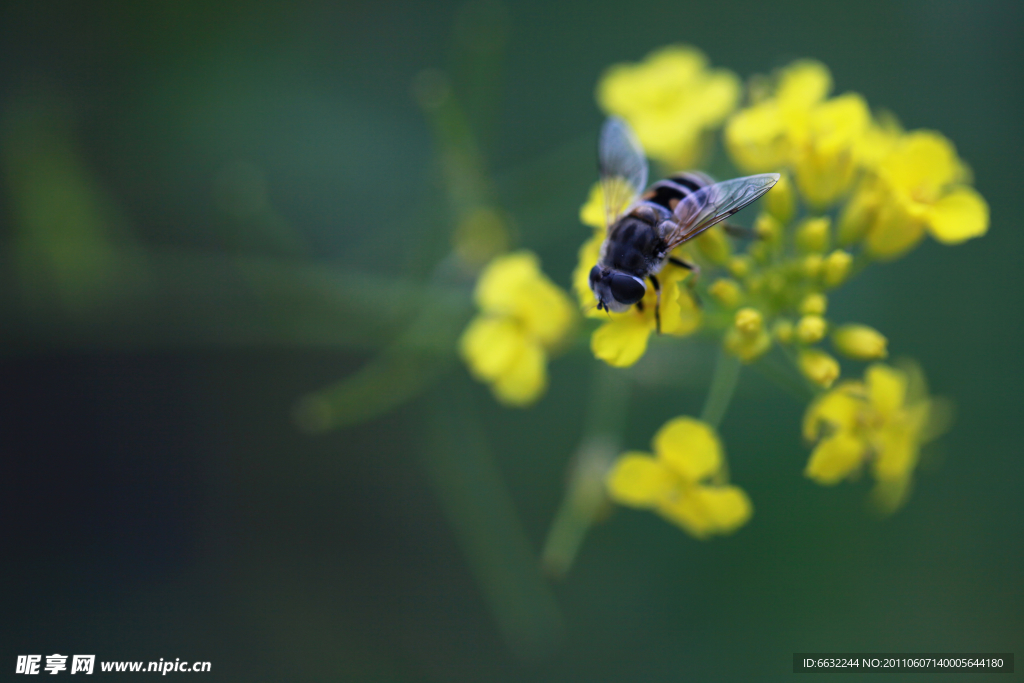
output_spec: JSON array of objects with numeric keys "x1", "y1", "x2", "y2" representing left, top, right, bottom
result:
[{"x1": 1, "y1": 1, "x2": 1021, "y2": 680}]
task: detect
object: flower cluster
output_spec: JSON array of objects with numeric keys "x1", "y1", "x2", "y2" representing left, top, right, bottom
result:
[
  {"x1": 597, "y1": 45, "x2": 740, "y2": 169},
  {"x1": 455, "y1": 50, "x2": 980, "y2": 552},
  {"x1": 579, "y1": 58, "x2": 988, "y2": 394},
  {"x1": 573, "y1": 53, "x2": 982, "y2": 522},
  {"x1": 605, "y1": 417, "x2": 752, "y2": 537},
  {"x1": 459, "y1": 251, "x2": 575, "y2": 406},
  {"x1": 803, "y1": 362, "x2": 941, "y2": 513},
  {"x1": 725, "y1": 59, "x2": 989, "y2": 258}
]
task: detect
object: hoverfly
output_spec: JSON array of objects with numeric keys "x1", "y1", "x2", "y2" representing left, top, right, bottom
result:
[{"x1": 588, "y1": 116, "x2": 779, "y2": 331}]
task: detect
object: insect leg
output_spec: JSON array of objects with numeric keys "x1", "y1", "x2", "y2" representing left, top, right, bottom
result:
[
  {"x1": 649, "y1": 274, "x2": 661, "y2": 334},
  {"x1": 668, "y1": 255, "x2": 695, "y2": 270}
]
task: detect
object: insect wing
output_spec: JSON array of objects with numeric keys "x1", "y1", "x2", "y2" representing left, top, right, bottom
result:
[
  {"x1": 598, "y1": 116, "x2": 648, "y2": 229},
  {"x1": 663, "y1": 173, "x2": 780, "y2": 249}
]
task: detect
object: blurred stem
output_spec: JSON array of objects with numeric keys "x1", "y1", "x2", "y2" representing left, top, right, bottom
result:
[
  {"x1": 424, "y1": 379, "x2": 563, "y2": 661},
  {"x1": 542, "y1": 362, "x2": 630, "y2": 579},
  {"x1": 753, "y1": 348, "x2": 816, "y2": 403},
  {"x1": 700, "y1": 349, "x2": 741, "y2": 430}
]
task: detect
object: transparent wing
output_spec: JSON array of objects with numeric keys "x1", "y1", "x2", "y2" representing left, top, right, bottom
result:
[
  {"x1": 598, "y1": 116, "x2": 648, "y2": 230},
  {"x1": 663, "y1": 173, "x2": 780, "y2": 249}
]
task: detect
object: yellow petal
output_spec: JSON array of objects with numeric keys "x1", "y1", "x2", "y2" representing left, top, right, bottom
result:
[
  {"x1": 459, "y1": 316, "x2": 525, "y2": 381},
  {"x1": 802, "y1": 384, "x2": 863, "y2": 440},
  {"x1": 490, "y1": 339, "x2": 547, "y2": 407},
  {"x1": 591, "y1": 314, "x2": 653, "y2": 367},
  {"x1": 926, "y1": 186, "x2": 989, "y2": 244},
  {"x1": 879, "y1": 130, "x2": 960, "y2": 198},
  {"x1": 871, "y1": 424, "x2": 918, "y2": 482},
  {"x1": 864, "y1": 199, "x2": 927, "y2": 259},
  {"x1": 868, "y1": 475, "x2": 913, "y2": 515},
  {"x1": 474, "y1": 251, "x2": 539, "y2": 313},
  {"x1": 866, "y1": 363, "x2": 906, "y2": 415},
  {"x1": 777, "y1": 60, "x2": 832, "y2": 108},
  {"x1": 579, "y1": 181, "x2": 615, "y2": 230},
  {"x1": 693, "y1": 485, "x2": 753, "y2": 534},
  {"x1": 660, "y1": 273, "x2": 702, "y2": 336},
  {"x1": 515, "y1": 277, "x2": 576, "y2": 347},
  {"x1": 653, "y1": 417, "x2": 721, "y2": 483},
  {"x1": 657, "y1": 490, "x2": 714, "y2": 538},
  {"x1": 805, "y1": 432, "x2": 866, "y2": 485},
  {"x1": 871, "y1": 402, "x2": 928, "y2": 481},
  {"x1": 657, "y1": 484, "x2": 752, "y2": 538},
  {"x1": 605, "y1": 452, "x2": 676, "y2": 508},
  {"x1": 724, "y1": 102, "x2": 790, "y2": 172},
  {"x1": 695, "y1": 69, "x2": 742, "y2": 123}
]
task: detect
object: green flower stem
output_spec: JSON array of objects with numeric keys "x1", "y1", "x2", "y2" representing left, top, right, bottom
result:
[
  {"x1": 753, "y1": 348, "x2": 816, "y2": 402},
  {"x1": 541, "y1": 362, "x2": 631, "y2": 579},
  {"x1": 700, "y1": 348, "x2": 742, "y2": 430},
  {"x1": 425, "y1": 380, "x2": 563, "y2": 661}
]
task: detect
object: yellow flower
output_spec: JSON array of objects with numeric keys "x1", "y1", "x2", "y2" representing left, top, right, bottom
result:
[
  {"x1": 606, "y1": 417, "x2": 752, "y2": 538},
  {"x1": 803, "y1": 362, "x2": 938, "y2": 512},
  {"x1": 727, "y1": 61, "x2": 875, "y2": 208},
  {"x1": 724, "y1": 60, "x2": 831, "y2": 173},
  {"x1": 865, "y1": 131, "x2": 989, "y2": 258},
  {"x1": 460, "y1": 251, "x2": 575, "y2": 406},
  {"x1": 597, "y1": 45, "x2": 740, "y2": 168},
  {"x1": 590, "y1": 265, "x2": 701, "y2": 367},
  {"x1": 791, "y1": 93, "x2": 870, "y2": 207}
]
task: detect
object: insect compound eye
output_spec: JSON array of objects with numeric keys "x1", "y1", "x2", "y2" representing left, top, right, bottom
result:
[
  {"x1": 608, "y1": 272, "x2": 646, "y2": 305},
  {"x1": 588, "y1": 265, "x2": 602, "y2": 289}
]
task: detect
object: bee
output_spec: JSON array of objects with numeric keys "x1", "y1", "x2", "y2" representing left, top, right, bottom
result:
[{"x1": 588, "y1": 116, "x2": 779, "y2": 331}]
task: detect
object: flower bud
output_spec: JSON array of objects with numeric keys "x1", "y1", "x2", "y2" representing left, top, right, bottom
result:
[
  {"x1": 765, "y1": 171, "x2": 795, "y2": 224},
  {"x1": 728, "y1": 255, "x2": 753, "y2": 278},
  {"x1": 796, "y1": 216, "x2": 831, "y2": 253},
  {"x1": 796, "y1": 315, "x2": 827, "y2": 344},
  {"x1": 695, "y1": 227, "x2": 731, "y2": 265},
  {"x1": 822, "y1": 250, "x2": 853, "y2": 287},
  {"x1": 709, "y1": 279, "x2": 743, "y2": 308},
  {"x1": 773, "y1": 319, "x2": 794, "y2": 344},
  {"x1": 803, "y1": 254, "x2": 823, "y2": 278},
  {"x1": 734, "y1": 307, "x2": 763, "y2": 336},
  {"x1": 800, "y1": 293, "x2": 828, "y2": 316},
  {"x1": 754, "y1": 212, "x2": 781, "y2": 243},
  {"x1": 799, "y1": 349, "x2": 840, "y2": 388},
  {"x1": 832, "y1": 324, "x2": 888, "y2": 360}
]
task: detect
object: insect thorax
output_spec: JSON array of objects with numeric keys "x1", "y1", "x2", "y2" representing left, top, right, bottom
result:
[
  {"x1": 600, "y1": 173, "x2": 715, "y2": 277},
  {"x1": 603, "y1": 212, "x2": 667, "y2": 277}
]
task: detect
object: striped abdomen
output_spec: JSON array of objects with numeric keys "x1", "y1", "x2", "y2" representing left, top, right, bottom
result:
[{"x1": 639, "y1": 171, "x2": 714, "y2": 214}]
